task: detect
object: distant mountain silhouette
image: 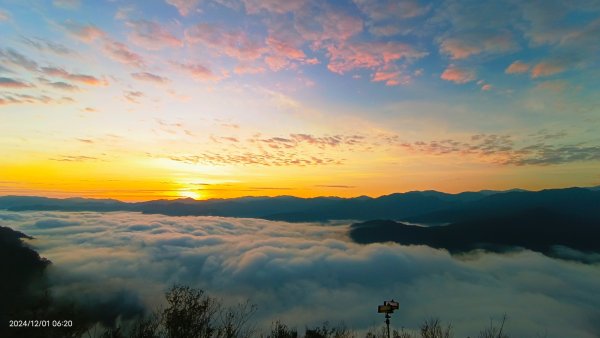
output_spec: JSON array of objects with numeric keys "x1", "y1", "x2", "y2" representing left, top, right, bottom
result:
[
  {"x1": 406, "y1": 187, "x2": 600, "y2": 224},
  {"x1": 349, "y1": 207, "x2": 600, "y2": 261},
  {"x1": 1, "y1": 187, "x2": 599, "y2": 223}
]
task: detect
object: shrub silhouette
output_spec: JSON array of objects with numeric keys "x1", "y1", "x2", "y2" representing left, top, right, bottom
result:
[
  {"x1": 267, "y1": 320, "x2": 298, "y2": 338},
  {"x1": 304, "y1": 322, "x2": 354, "y2": 338},
  {"x1": 477, "y1": 315, "x2": 508, "y2": 338},
  {"x1": 162, "y1": 285, "x2": 219, "y2": 338}
]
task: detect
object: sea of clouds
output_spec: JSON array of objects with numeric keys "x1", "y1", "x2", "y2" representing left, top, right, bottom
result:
[{"x1": 1, "y1": 210, "x2": 599, "y2": 337}]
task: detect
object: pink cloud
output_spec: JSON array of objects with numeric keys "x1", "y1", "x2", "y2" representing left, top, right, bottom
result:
[
  {"x1": 166, "y1": 0, "x2": 200, "y2": 16},
  {"x1": 127, "y1": 20, "x2": 182, "y2": 50},
  {"x1": 262, "y1": 35, "x2": 319, "y2": 71},
  {"x1": 0, "y1": 77, "x2": 33, "y2": 88},
  {"x1": 295, "y1": 9, "x2": 363, "y2": 48},
  {"x1": 440, "y1": 33, "x2": 516, "y2": 59},
  {"x1": 186, "y1": 23, "x2": 265, "y2": 61},
  {"x1": 266, "y1": 36, "x2": 306, "y2": 60},
  {"x1": 264, "y1": 55, "x2": 289, "y2": 71},
  {"x1": 440, "y1": 39, "x2": 482, "y2": 60},
  {"x1": 234, "y1": 64, "x2": 265, "y2": 75},
  {"x1": 102, "y1": 39, "x2": 145, "y2": 68},
  {"x1": 326, "y1": 41, "x2": 426, "y2": 74},
  {"x1": 62, "y1": 21, "x2": 105, "y2": 42},
  {"x1": 0, "y1": 9, "x2": 10, "y2": 21},
  {"x1": 505, "y1": 60, "x2": 530, "y2": 74},
  {"x1": 40, "y1": 67, "x2": 106, "y2": 86},
  {"x1": 440, "y1": 64, "x2": 476, "y2": 84},
  {"x1": 531, "y1": 61, "x2": 565, "y2": 78},
  {"x1": 174, "y1": 62, "x2": 223, "y2": 81},
  {"x1": 481, "y1": 84, "x2": 492, "y2": 91},
  {"x1": 63, "y1": 21, "x2": 146, "y2": 69},
  {"x1": 371, "y1": 69, "x2": 408, "y2": 86}
]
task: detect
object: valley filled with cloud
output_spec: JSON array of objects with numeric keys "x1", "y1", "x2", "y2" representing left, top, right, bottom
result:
[{"x1": 2, "y1": 210, "x2": 599, "y2": 337}]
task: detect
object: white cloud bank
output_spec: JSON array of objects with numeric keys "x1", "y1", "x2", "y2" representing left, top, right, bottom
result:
[{"x1": 2, "y1": 210, "x2": 599, "y2": 337}]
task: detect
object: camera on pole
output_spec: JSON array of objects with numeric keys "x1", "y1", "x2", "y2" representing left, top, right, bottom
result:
[{"x1": 377, "y1": 300, "x2": 399, "y2": 338}]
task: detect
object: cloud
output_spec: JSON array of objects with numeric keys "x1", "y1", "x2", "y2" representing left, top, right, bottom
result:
[
  {"x1": 0, "y1": 48, "x2": 102, "y2": 89},
  {"x1": 168, "y1": 152, "x2": 341, "y2": 167},
  {"x1": 62, "y1": 21, "x2": 106, "y2": 42},
  {"x1": 40, "y1": 67, "x2": 105, "y2": 86},
  {"x1": 326, "y1": 41, "x2": 426, "y2": 75},
  {"x1": 49, "y1": 155, "x2": 100, "y2": 162},
  {"x1": 315, "y1": 185, "x2": 356, "y2": 189},
  {"x1": 440, "y1": 64, "x2": 476, "y2": 84},
  {"x1": 0, "y1": 92, "x2": 73, "y2": 106},
  {"x1": 102, "y1": 39, "x2": 145, "y2": 68},
  {"x1": 289, "y1": 133, "x2": 365, "y2": 148},
  {"x1": 353, "y1": 0, "x2": 429, "y2": 21},
  {"x1": 245, "y1": 133, "x2": 364, "y2": 150},
  {"x1": 62, "y1": 21, "x2": 146, "y2": 68},
  {"x1": 21, "y1": 36, "x2": 74, "y2": 55},
  {"x1": 265, "y1": 36, "x2": 306, "y2": 68},
  {"x1": 166, "y1": 0, "x2": 201, "y2": 16},
  {"x1": 354, "y1": 0, "x2": 431, "y2": 37},
  {"x1": 371, "y1": 69, "x2": 409, "y2": 86},
  {"x1": 185, "y1": 23, "x2": 265, "y2": 61},
  {"x1": 157, "y1": 132, "x2": 366, "y2": 167},
  {"x1": 127, "y1": 20, "x2": 182, "y2": 50},
  {"x1": 517, "y1": 2, "x2": 600, "y2": 75},
  {"x1": 0, "y1": 77, "x2": 33, "y2": 88},
  {"x1": 38, "y1": 77, "x2": 79, "y2": 91},
  {"x1": 233, "y1": 64, "x2": 265, "y2": 75},
  {"x1": 53, "y1": 0, "x2": 80, "y2": 9},
  {"x1": 33, "y1": 218, "x2": 79, "y2": 228},
  {"x1": 3, "y1": 210, "x2": 600, "y2": 337},
  {"x1": 505, "y1": 144, "x2": 600, "y2": 166},
  {"x1": 124, "y1": 90, "x2": 144, "y2": 103},
  {"x1": 505, "y1": 60, "x2": 530, "y2": 74},
  {"x1": 173, "y1": 62, "x2": 223, "y2": 81},
  {"x1": 0, "y1": 48, "x2": 39, "y2": 71},
  {"x1": 242, "y1": 0, "x2": 306, "y2": 14},
  {"x1": 530, "y1": 61, "x2": 565, "y2": 78},
  {"x1": 295, "y1": 8, "x2": 364, "y2": 48},
  {"x1": 131, "y1": 72, "x2": 169, "y2": 84},
  {"x1": 0, "y1": 9, "x2": 10, "y2": 21},
  {"x1": 439, "y1": 32, "x2": 516, "y2": 59},
  {"x1": 398, "y1": 133, "x2": 600, "y2": 166}
]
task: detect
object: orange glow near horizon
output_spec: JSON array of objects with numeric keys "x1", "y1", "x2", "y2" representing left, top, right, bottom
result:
[{"x1": 2, "y1": 152, "x2": 597, "y2": 201}]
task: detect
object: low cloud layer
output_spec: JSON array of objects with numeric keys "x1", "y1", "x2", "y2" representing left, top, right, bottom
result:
[{"x1": 2, "y1": 210, "x2": 599, "y2": 337}]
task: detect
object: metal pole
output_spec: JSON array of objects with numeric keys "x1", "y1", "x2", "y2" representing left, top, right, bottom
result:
[{"x1": 385, "y1": 313, "x2": 390, "y2": 338}]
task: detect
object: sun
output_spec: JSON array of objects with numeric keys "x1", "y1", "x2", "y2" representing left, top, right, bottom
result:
[{"x1": 178, "y1": 190, "x2": 201, "y2": 200}]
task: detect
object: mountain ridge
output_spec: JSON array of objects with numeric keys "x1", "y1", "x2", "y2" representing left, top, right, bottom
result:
[{"x1": 1, "y1": 186, "x2": 599, "y2": 223}]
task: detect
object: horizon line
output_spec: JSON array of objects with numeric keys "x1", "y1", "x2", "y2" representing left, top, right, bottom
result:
[{"x1": 1, "y1": 185, "x2": 597, "y2": 204}]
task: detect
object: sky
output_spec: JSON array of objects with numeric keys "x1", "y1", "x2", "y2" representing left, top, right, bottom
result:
[
  {"x1": 1, "y1": 0, "x2": 600, "y2": 201},
  {"x1": 2, "y1": 210, "x2": 600, "y2": 336}
]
